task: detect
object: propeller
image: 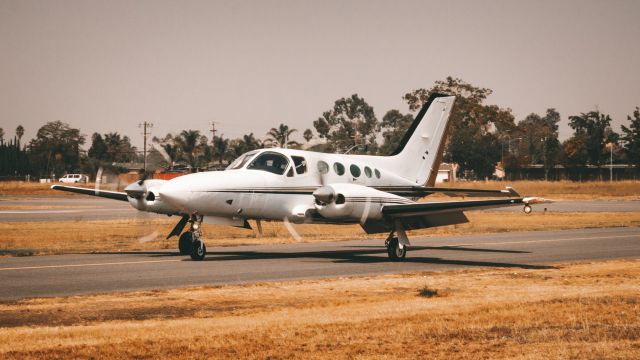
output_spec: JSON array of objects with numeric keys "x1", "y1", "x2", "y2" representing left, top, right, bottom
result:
[
  {"x1": 312, "y1": 186, "x2": 335, "y2": 205},
  {"x1": 124, "y1": 170, "x2": 149, "y2": 199},
  {"x1": 95, "y1": 166, "x2": 160, "y2": 245}
]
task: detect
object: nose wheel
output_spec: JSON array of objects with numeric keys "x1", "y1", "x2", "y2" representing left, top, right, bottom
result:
[
  {"x1": 181, "y1": 214, "x2": 205, "y2": 261},
  {"x1": 178, "y1": 232, "x2": 193, "y2": 255},
  {"x1": 190, "y1": 239, "x2": 206, "y2": 261}
]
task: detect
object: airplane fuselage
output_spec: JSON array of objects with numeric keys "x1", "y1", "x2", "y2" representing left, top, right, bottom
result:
[{"x1": 141, "y1": 148, "x2": 417, "y2": 224}]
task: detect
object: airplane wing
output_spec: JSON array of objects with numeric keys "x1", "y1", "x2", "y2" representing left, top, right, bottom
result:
[
  {"x1": 361, "y1": 198, "x2": 524, "y2": 234},
  {"x1": 383, "y1": 198, "x2": 524, "y2": 217},
  {"x1": 424, "y1": 186, "x2": 519, "y2": 198},
  {"x1": 51, "y1": 185, "x2": 129, "y2": 202},
  {"x1": 378, "y1": 186, "x2": 519, "y2": 198}
]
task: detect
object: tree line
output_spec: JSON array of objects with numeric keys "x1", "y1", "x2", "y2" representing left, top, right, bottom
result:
[{"x1": 1, "y1": 76, "x2": 639, "y2": 180}]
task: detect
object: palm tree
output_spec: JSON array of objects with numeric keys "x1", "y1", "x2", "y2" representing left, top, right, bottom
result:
[
  {"x1": 176, "y1": 130, "x2": 203, "y2": 167},
  {"x1": 265, "y1": 124, "x2": 300, "y2": 148},
  {"x1": 242, "y1": 133, "x2": 262, "y2": 150},
  {"x1": 213, "y1": 136, "x2": 229, "y2": 165},
  {"x1": 303, "y1": 129, "x2": 313, "y2": 142},
  {"x1": 152, "y1": 134, "x2": 181, "y2": 166},
  {"x1": 15, "y1": 125, "x2": 24, "y2": 144}
]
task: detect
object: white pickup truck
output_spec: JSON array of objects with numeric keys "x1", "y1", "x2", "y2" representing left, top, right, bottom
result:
[{"x1": 59, "y1": 174, "x2": 89, "y2": 183}]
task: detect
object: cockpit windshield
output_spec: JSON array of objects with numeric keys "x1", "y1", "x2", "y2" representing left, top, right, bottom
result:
[
  {"x1": 246, "y1": 151, "x2": 289, "y2": 175},
  {"x1": 226, "y1": 151, "x2": 258, "y2": 170}
]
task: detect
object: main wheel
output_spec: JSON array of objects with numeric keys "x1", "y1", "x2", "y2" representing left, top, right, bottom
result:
[
  {"x1": 387, "y1": 237, "x2": 406, "y2": 261},
  {"x1": 190, "y1": 239, "x2": 206, "y2": 261},
  {"x1": 178, "y1": 232, "x2": 193, "y2": 255}
]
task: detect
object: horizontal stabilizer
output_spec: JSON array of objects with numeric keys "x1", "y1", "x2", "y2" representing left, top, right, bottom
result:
[{"x1": 523, "y1": 196, "x2": 553, "y2": 205}]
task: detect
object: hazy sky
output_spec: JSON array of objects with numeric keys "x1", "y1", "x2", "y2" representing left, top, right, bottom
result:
[{"x1": 1, "y1": 0, "x2": 639, "y2": 149}]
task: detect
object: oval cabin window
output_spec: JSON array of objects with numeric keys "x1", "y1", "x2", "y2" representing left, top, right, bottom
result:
[
  {"x1": 317, "y1": 161, "x2": 329, "y2": 174},
  {"x1": 350, "y1": 164, "x2": 361, "y2": 178}
]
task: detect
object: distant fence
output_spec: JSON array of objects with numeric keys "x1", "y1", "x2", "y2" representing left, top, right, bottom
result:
[{"x1": 505, "y1": 165, "x2": 639, "y2": 181}]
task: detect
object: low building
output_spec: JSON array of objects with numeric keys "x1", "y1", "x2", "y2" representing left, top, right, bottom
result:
[{"x1": 436, "y1": 163, "x2": 457, "y2": 183}]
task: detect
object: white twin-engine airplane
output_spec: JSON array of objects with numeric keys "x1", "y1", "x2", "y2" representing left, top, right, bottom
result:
[{"x1": 53, "y1": 93, "x2": 548, "y2": 261}]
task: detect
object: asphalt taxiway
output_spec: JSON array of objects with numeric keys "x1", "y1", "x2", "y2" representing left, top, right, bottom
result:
[
  {"x1": 0, "y1": 227, "x2": 638, "y2": 301},
  {"x1": 1, "y1": 196, "x2": 638, "y2": 222}
]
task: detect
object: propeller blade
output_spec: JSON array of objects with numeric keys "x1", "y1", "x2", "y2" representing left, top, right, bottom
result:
[
  {"x1": 137, "y1": 170, "x2": 150, "y2": 185},
  {"x1": 94, "y1": 167, "x2": 104, "y2": 194},
  {"x1": 138, "y1": 230, "x2": 159, "y2": 243},
  {"x1": 256, "y1": 219, "x2": 263, "y2": 238},
  {"x1": 359, "y1": 196, "x2": 372, "y2": 225},
  {"x1": 282, "y1": 217, "x2": 302, "y2": 242}
]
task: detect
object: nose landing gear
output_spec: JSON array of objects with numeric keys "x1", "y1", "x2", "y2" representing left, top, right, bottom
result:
[
  {"x1": 191, "y1": 238, "x2": 206, "y2": 261},
  {"x1": 177, "y1": 214, "x2": 206, "y2": 260},
  {"x1": 178, "y1": 232, "x2": 193, "y2": 255}
]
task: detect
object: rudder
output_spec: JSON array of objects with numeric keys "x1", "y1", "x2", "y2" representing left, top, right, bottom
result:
[{"x1": 387, "y1": 93, "x2": 456, "y2": 186}]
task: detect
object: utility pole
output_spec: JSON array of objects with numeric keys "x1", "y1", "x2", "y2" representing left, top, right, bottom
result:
[
  {"x1": 138, "y1": 122, "x2": 153, "y2": 173},
  {"x1": 541, "y1": 137, "x2": 548, "y2": 181},
  {"x1": 210, "y1": 122, "x2": 217, "y2": 166},
  {"x1": 608, "y1": 142, "x2": 613, "y2": 183}
]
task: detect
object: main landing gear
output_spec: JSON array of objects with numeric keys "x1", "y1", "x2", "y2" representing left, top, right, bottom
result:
[
  {"x1": 385, "y1": 226, "x2": 409, "y2": 261},
  {"x1": 177, "y1": 215, "x2": 206, "y2": 261}
]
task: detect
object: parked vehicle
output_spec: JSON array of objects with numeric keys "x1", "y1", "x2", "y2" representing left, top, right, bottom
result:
[{"x1": 59, "y1": 174, "x2": 88, "y2": 183}]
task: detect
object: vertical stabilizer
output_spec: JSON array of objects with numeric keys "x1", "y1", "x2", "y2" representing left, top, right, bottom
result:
[{"x1": 387, "y1": 93, "x2": 455, "y2": 186}]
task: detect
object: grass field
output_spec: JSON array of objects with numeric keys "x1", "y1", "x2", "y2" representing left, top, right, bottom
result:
[
  {"x1": 1, "y1": 211, "x2": 639, "y2": 256},
  {"x1": 0, "y1": 259, "x2": 638, "y2": 359},
  {"x1": 438, "y1": 180, "x2": 640, "y2": 199},
  {"x1": 1, "y1": 179, "x2": 639, "y2": 199}
]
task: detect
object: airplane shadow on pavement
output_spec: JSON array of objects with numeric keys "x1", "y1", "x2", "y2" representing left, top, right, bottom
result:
[
  {"x1": 202, "y1": 246, "x2": 553, "y2": 270},
  {"x1": 96, "y1": 245, "x2": 553, "y2": 270}
]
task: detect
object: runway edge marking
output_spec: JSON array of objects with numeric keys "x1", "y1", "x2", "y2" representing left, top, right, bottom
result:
[{"x1": 0, "y1": 259, "x2": 182, "y2": 271}]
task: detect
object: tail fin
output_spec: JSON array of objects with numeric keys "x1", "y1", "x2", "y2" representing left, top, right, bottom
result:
[{"x1": 387, "y1": 93, "x2": 455, "y2": 186}]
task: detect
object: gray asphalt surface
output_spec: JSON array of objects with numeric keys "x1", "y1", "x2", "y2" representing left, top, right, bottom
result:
[
  {"x1": 0, "y1": 227, "x2": 638, "y2": 301},
  {"x1": 1, "y1": 196, "x2": 638, "y2": 222}
]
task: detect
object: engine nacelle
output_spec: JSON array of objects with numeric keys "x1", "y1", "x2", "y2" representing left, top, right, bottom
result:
[
  {"x1": 314, "y1": 183, "x2": 407, "y2": 222},
  {"x1": 125, "y1": 180, "x2": 178, "y2": 215}
]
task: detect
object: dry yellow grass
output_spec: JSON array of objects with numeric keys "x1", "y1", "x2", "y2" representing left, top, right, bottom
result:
[
  {"x1": 440, "y1": 180, "x2": 640, "y2": 200},
  {"x1": 1, "y1": 180, "x2": 639, "y2": 199},
  {"x1": 0, "y1": 181, "x2": 118, "y2": 196},
  {"x1": 1, "y1": 212, "x2": 639, "y2": 256},
  {"x1": 0, "y1": 259, "x2": 638, "y2": 359}
]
